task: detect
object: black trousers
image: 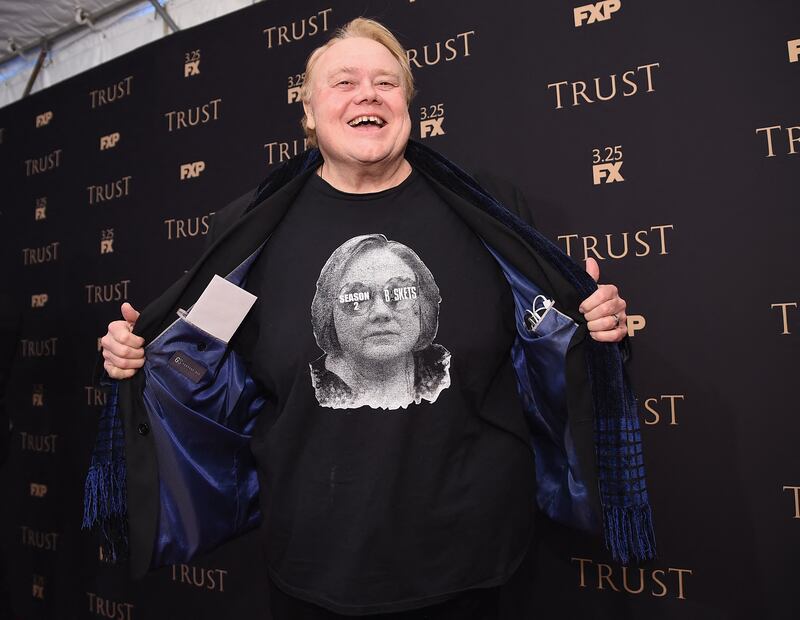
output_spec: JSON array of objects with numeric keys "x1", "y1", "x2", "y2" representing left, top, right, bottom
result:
[
  {"x1": 267, "y1": 580, "x2": 501, "y2": 620},
  {"x1": 265, "y1": 514, "x2": 540, "y2": 619}
]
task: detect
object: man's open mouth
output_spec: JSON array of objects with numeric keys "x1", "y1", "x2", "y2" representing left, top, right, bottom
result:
[{"x1": 347, "y1": 115, "x2": 386, "y2": 128}]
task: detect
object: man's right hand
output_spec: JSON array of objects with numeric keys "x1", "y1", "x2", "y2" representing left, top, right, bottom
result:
[{"x1": 101, "y1": 302, "x2": 145, "y2": 379}]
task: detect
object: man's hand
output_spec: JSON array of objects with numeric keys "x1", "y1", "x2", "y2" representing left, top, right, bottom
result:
[
  {"x1": 101, "y1": 302, "x2": 145, "y2": 379},
  {"x1": 579, "y1": 258, "x2": 627, "y2": 343}
]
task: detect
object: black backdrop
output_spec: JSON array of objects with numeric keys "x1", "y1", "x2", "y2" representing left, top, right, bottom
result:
[{"x1": 1, "y1": 0, "x2": 798, "y2": 618}]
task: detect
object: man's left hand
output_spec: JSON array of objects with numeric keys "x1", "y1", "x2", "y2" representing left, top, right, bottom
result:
[{"x1": 579, "y1": 257, "x2": 627, "y2": 342}]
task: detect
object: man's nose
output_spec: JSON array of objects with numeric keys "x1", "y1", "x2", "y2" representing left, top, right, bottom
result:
[{"x1": 355, "y1": 80, "x2": 380, "y2": 104}]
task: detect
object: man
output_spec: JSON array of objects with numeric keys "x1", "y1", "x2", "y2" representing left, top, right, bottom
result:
[{"x1": 94, "y1": 18, "x2": 652, "y2": 619}]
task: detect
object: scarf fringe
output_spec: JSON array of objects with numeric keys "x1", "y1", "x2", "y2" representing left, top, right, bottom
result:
[
  {"x1": 82, "y1": 142, "x2": 658, "y2": 569},
  {"x1": 404, "y1": 140, "x2": 658, "y2": 565},
  {"x1": 82, "y1": 381, "x2": 129, "y2": 563},
  {"x1": 82, "y1": 460, "x2": 127, "y2": 527},
  {"x1": 603, "y1": 504, "x2": 657, "y2": 565}
]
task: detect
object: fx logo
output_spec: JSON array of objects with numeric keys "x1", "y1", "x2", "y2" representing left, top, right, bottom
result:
[
  {"x1": 35, "y1": 197, "x2": 47, "y2": 221},
  {"x1": 627, "y1": 314, "x2": 646, "y2": 337},
  {"x1": 288, "y1": 87, "x2": 302, "y2": 103},
  {"x1": 789, "y1": 39, "x2": 800, "y2": 63},
  {"x1": 31, "y1": 294, "x2": 49, "y2": 308},
  {"x1": 180, "y1": 161, "x2": 206, "y2": 180},
  {"x1": 184, "y1": 49, "x2": 201, "y2": 77},
  {"x1": 421, "y1": 118, "x2": 445, "y2": 138},
  {"x1": 592, "y1": 161, "x2": 624, "y2": 185},
  {"x1": 420, "y1": 103, "x2": 445, "y2": 139},
  {"x1": 574, "y1": 0, "x2": 621, "y2": 27},
  {"x1": 185, "y1": 60, "x2": 200, "y2": 77},
  {"x1": 99, "y1": 132, "x2": 120, "y2": 150},
  {"x1": 35, "y1": 111, "x2": 53, "y2": 127},
  {"x1": 30, "y1": 483, "x2": 48, "y2": 498},
  {"x1": 287, "y1": 73, "x2": 305, "y2": 104},
  {"x1": 32, "y1": 385, "x2": 44, "y2": 407},
  {"x1": 32, "y1": 575, "x2": 45, "y2": 599},
  {"x1": 100, "y1": 228, "x2": 114, "y2": 254}
]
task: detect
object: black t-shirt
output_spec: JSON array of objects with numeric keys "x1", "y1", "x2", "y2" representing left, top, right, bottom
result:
[{"x1": 233, "y1": 169, "x2": 536, "y2": 615}]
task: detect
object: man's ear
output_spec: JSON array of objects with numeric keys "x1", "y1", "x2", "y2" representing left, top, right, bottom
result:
[{"x1": 303, "y1": 101, "x2": 315, "y2": 131}]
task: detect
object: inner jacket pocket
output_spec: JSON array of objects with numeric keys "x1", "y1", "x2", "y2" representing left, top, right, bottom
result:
[{"x1": 484, "y1": 244, "x2": 597, "y2": 532}]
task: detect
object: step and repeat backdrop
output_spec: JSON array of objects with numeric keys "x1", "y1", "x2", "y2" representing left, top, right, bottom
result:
[{"x1": 0, "y1": 0, "x2": 797, "y2": 618}]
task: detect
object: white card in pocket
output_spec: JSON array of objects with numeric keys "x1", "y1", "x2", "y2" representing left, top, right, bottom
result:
[{"x1": 185, "y1": 275, "x2": 257, "y2": 343}]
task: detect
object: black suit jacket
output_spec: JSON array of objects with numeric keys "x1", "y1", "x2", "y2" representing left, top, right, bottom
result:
[{"x1": 118, "y1": 145, "x2": 604, "y2": 577}]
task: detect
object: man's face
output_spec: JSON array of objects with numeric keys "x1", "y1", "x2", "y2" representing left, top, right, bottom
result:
[
  {"x1": 304, "y1": 37, "x2": 412, "y2": 170},
  {"x1": 333, "y1": 247, "x2": 421, "y2": 364}
]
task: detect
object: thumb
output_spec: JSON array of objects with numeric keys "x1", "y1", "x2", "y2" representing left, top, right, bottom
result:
[
  {"x1": 585, "y1": 257, "x2": 600, "y2": 283},
  {"x1": 120, "y1": 302, "x2": 140, "y2": 326}
]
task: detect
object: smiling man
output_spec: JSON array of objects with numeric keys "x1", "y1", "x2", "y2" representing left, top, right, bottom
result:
[
  {"x1": 301, "y1": 31, "x2": 413, "y2": 193},
  {"x1": 93, "y1": 17, "x2": 653, "y2": 620}
]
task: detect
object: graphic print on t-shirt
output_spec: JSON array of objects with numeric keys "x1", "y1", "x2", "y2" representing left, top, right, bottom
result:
[{"x1": 309, "y1": 234, "x2": 451, "y2": 410}]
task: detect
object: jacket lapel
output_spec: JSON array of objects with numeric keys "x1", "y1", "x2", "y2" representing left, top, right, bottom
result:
[
  {"x1": 122, "y1": 140, "x2": 615, "y2": 576},
  {"x1": 124, "y1": 166, "x2": 317, "y2": 577},
  {"x1": 135, "y1": 168, "x2": 318, "y2": 344}
]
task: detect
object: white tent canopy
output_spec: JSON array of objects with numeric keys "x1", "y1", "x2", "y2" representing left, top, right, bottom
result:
[{"x1": 0, "y1": 0, "x2": 257, "y2": 108}]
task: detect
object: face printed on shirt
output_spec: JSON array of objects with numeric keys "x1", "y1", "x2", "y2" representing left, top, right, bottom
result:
[
  {"x1": 310, "y1": 234, "x2": 451, "y2": 410},
  {"x1": 334, "y1": 249, "x2": 421, "y2": 363}
]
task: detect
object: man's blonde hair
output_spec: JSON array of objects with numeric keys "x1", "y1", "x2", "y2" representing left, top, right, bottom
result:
[{"x1": 300, "y1": 18, "x2": 416, "y2": 147}]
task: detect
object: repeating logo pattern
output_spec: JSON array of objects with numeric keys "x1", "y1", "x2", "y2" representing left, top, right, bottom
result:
[{"x1": 2, "y1": 1, "x2": 796, "y2": 617}]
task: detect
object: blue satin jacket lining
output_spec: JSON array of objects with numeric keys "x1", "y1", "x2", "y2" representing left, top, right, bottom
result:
[{"x1": 143, "y1": 241, "x2": 593, "y2": 567}]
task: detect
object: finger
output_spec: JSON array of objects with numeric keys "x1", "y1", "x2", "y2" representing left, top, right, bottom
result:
[
  {"x1": 104, "y1": 360, "x2": 137, "y2": 380},
  {"x1": 590, "y1": 326, "x2": 628, "y2": 343},
  {"x1": 583, "y1": 298, "x2": 626, "y2": 323},
  {"x1": 121, "y1": 302, "x2": 140, "y2": 326},
  {"x1": 103, "y1": 326, "x2": 146, "y2": 353},
  {"x1": 585, "y1": 257, "x2": 600, "y2": 283},
  {"x1": 100, "y1": 335, "x2": 145, "y2": 360},
  {"x1": 579, "y1": 284, "x2": 618, "y2": 313},
  {"x1": 587, "y1": 312, "x2": 627, "y2": 333},
  {"x1": 102, "y1": 349, "x2": 145, "y2": 370},
  {"x1": 107, "y1": 322, "x2": 145, "y2": 348}
]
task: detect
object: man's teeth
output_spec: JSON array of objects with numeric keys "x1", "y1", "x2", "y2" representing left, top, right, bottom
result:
[{"x1": 348, "y1": 115, "x2": 385, "y2": 127}]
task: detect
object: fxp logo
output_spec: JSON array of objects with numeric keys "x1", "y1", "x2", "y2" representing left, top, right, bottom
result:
[
  {"x1": 35, "y1": 111, "x2": 53, "y2": 128},
  {"x1": 99, "y1": 132, "x2": 120, "y2": 150},
  {"x1": 180, "y1": 161, "x2": 206, "y2": 180},
  {"x1": 574, "y1": 0, "x2": 621, "y2": 27}
]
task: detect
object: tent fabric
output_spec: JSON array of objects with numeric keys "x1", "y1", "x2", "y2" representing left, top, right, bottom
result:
[{"x1": 0, "y1": 0, "x2": 255, "y2": 108}]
